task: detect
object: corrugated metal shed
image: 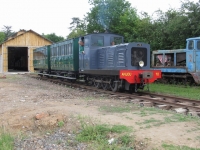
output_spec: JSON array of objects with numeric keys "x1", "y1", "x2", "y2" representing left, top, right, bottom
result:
[{"x1": 0, "y1": 29, "x2": 53, "y2": 73}]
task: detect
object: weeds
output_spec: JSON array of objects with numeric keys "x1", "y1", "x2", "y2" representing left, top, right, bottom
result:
[
  {"x1": 0, "y1": 130, "x2": 14, "y2": 150},
  {"x1": 76, "y1": 120, "x2": 134, "y2": 149},
  {"x1": 99, "y1": 105, "x2": 131, "y2": 113},
  {"x1": 162, "y1": 143, "x2": 200, "y2": 150},
  {"x1": 57, "y1": 121, "x2": 64, "y2": 127},
  {"x1": 149, "y1": 83, "x2": 200, "y2": 100}
]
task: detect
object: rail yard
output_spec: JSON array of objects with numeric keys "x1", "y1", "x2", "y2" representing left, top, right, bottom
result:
[{"x1": 1, "y1": 73, "x2": 200, "y2": 149}]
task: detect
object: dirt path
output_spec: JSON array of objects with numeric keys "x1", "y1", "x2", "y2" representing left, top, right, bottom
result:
[{"x1": 0, "y1": 74, "x2": 200, "y2": 149}]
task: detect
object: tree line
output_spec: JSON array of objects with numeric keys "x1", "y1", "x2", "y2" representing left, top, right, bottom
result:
[
  {"x1": 68, "y1": 0, "x2": 200, "y2": 51},
  {"x1": 1, "y1": 0, "x2": 199, "y2": 51}
]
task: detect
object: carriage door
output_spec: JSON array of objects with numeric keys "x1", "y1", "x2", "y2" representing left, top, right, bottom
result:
[
  {"x1": 79, "y1": 50, "x2": 84, "y2": 70},
  {"x1": 79, "y1": 37, "x2": 84, "y2": 70},
  {"x1": 196, "y1": 40, "x2": 200, "y2": 72},
  {"x1": 187, "y1": 40, "x2": 195, "y2": 72}
]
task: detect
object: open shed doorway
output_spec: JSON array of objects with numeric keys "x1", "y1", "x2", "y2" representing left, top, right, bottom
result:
[{"x1": 8, "y1": 47, "x2": 28, "y2": 72}]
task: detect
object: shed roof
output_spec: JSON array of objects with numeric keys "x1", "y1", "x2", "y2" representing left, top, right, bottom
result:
[{"x1": 0, "y1": 29, "x2": 53, "y2": 45}]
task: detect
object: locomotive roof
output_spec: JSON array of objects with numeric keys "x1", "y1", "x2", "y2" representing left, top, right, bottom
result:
[{"x1": 186, "y1": 37, "x2": 200, "y2": 41}]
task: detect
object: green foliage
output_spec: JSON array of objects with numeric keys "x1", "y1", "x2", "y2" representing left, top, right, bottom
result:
[
  {"x1": 67, "y1": 17, "x2": 86, "y2": 39},
  {"x1": 82, "y1": 0, "x2": 200, "y2": 50},
  {"x1": 76, "y1": 122, "x2": 134, "y2": 149},
  {"x1": 76, "y1": 124, "x2": 110, "y2": 142},
  {"x1": 118, "y1": 134, "x2": 133, "y2": 146},
  {"x1": 111, "y1": 125, "x2": 132, "y2": 133},
  {"x1": 0, "y1": 32, "x2": 5, "y2": 43},
  {"x1": 67, "y1": 29, "x2": 86, "y2": 39},
  {"x1": 57, "y1": 121, "x2": 64, "y2": 127},
  {"x1": 1, "y1": 25, "x2": 14, "y2": 40},
  {"x1": 86, "y1": 0, "x2": 135, "y2": 35},
  {"x1": 99, "y1": 105, "x2": 131, "y2": 113},
  {"x1": 162, "y1": 143, "x2": 200, "y2": 150},
  {"x1": 149, "y1": 83, "x2": 200, "y2": 100},
  {"x1": 42, "y1": 33, "x2": 64, "y2": 43},
  {"x1": 0, "y1": 131, "x2": 14, "y2": 150}
]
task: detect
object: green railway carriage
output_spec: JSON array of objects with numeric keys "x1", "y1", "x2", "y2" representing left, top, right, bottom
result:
[
  {"x1": 33, "y1": 37, "x2": 79, "y2": 75},
  {"x1": 33, "y1": 45, "x2": 51, "y2": 72},
  {"x1": 50, "y1": 38, "x2": 79, "y2": 73}
]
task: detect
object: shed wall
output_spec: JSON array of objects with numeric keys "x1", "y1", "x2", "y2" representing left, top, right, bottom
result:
[{"x1": 1, "y1": 31, "x2": 52, "y2": 72}]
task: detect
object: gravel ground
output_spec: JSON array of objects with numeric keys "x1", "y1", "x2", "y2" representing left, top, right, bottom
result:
[
  {"x1": 14, "y1": 129, "x2": 87, "y2": 150},
  {"x1": 1, "y1": 73, "x2": 200, "y2": 150}
]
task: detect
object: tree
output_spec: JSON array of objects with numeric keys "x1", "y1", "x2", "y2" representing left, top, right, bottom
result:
[
  {"x1": 67, "y1": 29, "x2": 86, "y2": 39},
  {"x1": 2, "y1": 25, "x2": 14, "y2": 40},
  {"x1": 86, "y1": 0, "x2": 133, "y2": 34},
  {"x1": 67, "y1": 17, "x2": 87, "y2": 39},
  {"x1": 42, "y1": 33, "x2": 64, "y2": 43},
  {"x1": 180, "y1": 0, "x2": 200, "y2": 37},
  {"x1": 0, "y1": 32, "x2": 5, "y2": 43}
]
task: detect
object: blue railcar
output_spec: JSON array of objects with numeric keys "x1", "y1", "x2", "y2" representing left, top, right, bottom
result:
[{"x1": 152, "y1": 37, "x2": 200, "y2": 85}]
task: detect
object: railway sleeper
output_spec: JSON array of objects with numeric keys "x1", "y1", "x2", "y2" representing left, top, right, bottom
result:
[
  {"x1": 172, "y1": 108, "x2": 188, "y2": 114},
  {"x1": 188, "y1": 111, "x2": 200, "y2": 117},
  {"x1": 140, "y1": 102, "x2": 153, "y2": 107}
]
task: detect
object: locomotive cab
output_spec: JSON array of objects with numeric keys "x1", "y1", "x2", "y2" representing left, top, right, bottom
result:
[{"x1": 79, "y1": 33, "x2": 124, "y2": 71}]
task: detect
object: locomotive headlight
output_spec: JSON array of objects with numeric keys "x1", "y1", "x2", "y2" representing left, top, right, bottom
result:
[{"x1": 139, "y1": 61, "x2": 144, "y2": 67}]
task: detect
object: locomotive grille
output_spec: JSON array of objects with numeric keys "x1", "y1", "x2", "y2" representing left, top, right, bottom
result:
[
  {"x1": 131, "y1": 47, "x2": 147, "y2": 67},
  {"x1": 107, "y1": 51, "x2": 114, "y2": 67}
]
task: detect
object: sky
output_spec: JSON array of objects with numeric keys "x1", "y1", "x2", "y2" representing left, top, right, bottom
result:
[{"x1": 0, "y1": 0, "x2": 199, "y2": 38}]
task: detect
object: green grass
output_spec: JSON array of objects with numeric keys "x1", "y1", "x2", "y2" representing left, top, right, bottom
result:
[
  {"x1": 76, "y1": 122, "x2": 134, "y2": 149},
  {"x1": 99, "y1": 105, "x2": 132, "y2": 113},
  {"x1": 133, "y1": 107, "x2": 172, "y2": 117},
  {"x1": 162, "y1": 143, "x2": 200, "y2": 150},
  {"x1": 0, "y1": 130, "x2": 14, "y2": 150},
  {"x1": 148, "y1": 83, "x2": 200, "y2": 100},
  {"x1": 57, "y1": 121, "x2": 64, "y2": 127},
  {"x1": 136, "y1": 113, "x2": 198, "y2": 129}
]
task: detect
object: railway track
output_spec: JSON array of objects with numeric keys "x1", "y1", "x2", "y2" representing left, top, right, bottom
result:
[{"x1": 26, "y1": 74, "x2": 200, "y2": 117}]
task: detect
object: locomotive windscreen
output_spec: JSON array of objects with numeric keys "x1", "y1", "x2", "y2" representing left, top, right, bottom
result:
[{"x1": 131, "y1": 47, "x2": 147, "y2": 66}]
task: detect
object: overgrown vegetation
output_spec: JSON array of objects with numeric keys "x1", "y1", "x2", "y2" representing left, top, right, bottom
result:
[
  {"x1": 0, "y1": 129, "x2": 14, "y2": 150},
  {"x1": 68, "y1": 0, "x2": 200, "y2": 51},
  {"x1": 76, "y1": 118, "x2": 134, "y2": 149},
  {"x1": 162, "y1": 143, "x2": 200, "y2": 150},
  {"x1": 99, "y1": 105, "x2": 133, "y2": 113},
  {"x1": 148, "y1": 83, "x2": 200, "y2": 100}
]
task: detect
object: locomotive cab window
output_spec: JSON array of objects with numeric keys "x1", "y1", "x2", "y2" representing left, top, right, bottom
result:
[
  {"x1": 197, "y1": 40, "x2": 200, "y2": 50},
  {"x1": 110, "y1": 37, "x2": 123, "y2": 45},
  {"x1": 131, "y1": 48, "x2": 147, "y2": 67},
  {"x1": 91, "y1": 36, "x2": 104, "y2": 47},
  {"x1": 188, "y1": 40, "x2": 194, "y2": 50}
]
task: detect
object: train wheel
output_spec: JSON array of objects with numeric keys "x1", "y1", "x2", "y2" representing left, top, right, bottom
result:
[
  {"x1": 110, "y1": 79, "x2": 118, "y2": 92},
  {"x1": 94, "y1": 78, "x2": 101, "y2": 89},
  {"x1": 102, "y1": 78, "x2": 109, "y2": 90}
]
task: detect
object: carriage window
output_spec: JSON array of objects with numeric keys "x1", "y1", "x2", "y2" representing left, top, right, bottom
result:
[
  {"x1": 188, "y1": 40, "x2": 194, "y2": 50},
  {"x1": 91, "y1": 36, "x2": 104, "y2": 47},
  {"x1": 61, "y1": 45, "x2": 64, "y2": 55},
  {"x1": 69, "y1": 43, "x2": 72, "y2": 54},
  {"x1": 197, "y1": 40, "x2": 200, "y2": 50},
  {"x1": 110, "y1": 37, "x2": 123, "y2": 45},
  {"x1": 53, "y1": 47, "x2": 57, "y2": 56},
  {"x1": 44, "y1": 49, "x2": 47, "y2": 57}
]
